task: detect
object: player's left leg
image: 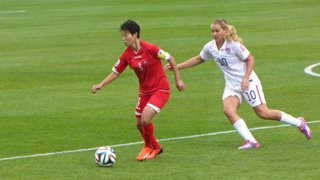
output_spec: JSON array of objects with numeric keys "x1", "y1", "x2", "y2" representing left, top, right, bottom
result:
[
  {"x1": 253, "y1": 105, "x2": 311, "y2": 140},
  {"x1": 141, "y1": 107, "x2": 163, "y2": 159},
  {"x1": 141, "y1": 91, "x2": 169, "y2": 159},
  {"x1": 247, "y1": 82, "x2": 311, "y2": 140}
]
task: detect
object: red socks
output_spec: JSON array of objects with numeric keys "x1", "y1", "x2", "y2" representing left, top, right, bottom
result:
[
  {"x1": 144, "y1": 123, "x2": 160, "y2": 149},
  {"x1": 138, "y1": 122, "x2": 160, "y2": 149}
]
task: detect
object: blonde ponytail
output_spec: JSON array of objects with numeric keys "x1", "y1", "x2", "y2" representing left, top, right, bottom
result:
[
  {"x1": 225, "y1": 25, "x2": 243, "y2": 44},
  {"x1": 213, "y1": 19, "x2": 243, "y2": 44}
]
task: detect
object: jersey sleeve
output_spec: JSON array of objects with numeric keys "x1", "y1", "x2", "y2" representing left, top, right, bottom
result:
[
  {"x1": 231, "y1": 41, "x2": 250, "y2": 61},
  {"x1": 148, "y1": 44, "x2": 160, "y2": 58},
  {"x1": 199, "y1": 42, "x2": 212, "y2": 61},
  {"x1": 112, "y1": 53, "x2": 128, "y2": 74}
]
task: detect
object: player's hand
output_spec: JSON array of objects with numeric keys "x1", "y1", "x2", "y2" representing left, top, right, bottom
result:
[
  {"x1": 241, "y1": 78, "x2": 249, "y2": 91},
  {"x1": 91, "y1": 84, "x2": 102, "y2": 94},
  {"x1": 176, "y1": 79, "x2": 185, "y2": 91},
  {"x1": 164, "y1": 63, "x2": 172, "y2": 71}
]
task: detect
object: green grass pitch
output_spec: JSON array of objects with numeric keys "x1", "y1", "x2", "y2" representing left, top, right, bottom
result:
[{"x1": 0, "y1": 0, "x2": 319, "y2": 179}]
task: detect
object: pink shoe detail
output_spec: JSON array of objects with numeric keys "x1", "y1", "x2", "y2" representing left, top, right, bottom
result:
[
  {"x1": 298, "y1": 117, "x2": 312, "y2": 140},
  {"x1": 238, "y1": 141, "x2": 260, "y2": 150}
]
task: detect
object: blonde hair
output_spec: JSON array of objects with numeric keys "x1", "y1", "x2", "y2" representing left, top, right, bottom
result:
[{"x1": 212, "y1": 19, "x2": 243, "y2": 44}]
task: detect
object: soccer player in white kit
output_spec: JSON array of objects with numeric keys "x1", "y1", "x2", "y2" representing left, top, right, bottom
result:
[{"x1": 166, "y1": 19, "x2": 312, "y2": 149}]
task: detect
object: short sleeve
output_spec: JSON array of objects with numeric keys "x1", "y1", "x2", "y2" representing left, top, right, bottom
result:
[
  {"x1": 231, "y1": 42, "x2": 250, "y2": 61},
  {"x1": 112, "y1": 53, "x2": 128, "y2": 74},
  {"x1": 149, "y1": 44, "x2": 160, "y2": 58},
  {"x1": 199, "y1": 42, "x2": 212, "y2": 61}
]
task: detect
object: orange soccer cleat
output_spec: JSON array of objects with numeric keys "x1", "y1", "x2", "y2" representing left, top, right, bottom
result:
[
  {"x1": 146, "y1": 148, "x2": 163, "y2": 160},
  {"x1": 136, "y1": 147, "x2": 153, "y2": 161}
]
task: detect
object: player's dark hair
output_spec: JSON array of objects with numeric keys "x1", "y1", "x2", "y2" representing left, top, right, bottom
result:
[{"x1": 120, "y1": 19, "x2": 140, "y2": 38}]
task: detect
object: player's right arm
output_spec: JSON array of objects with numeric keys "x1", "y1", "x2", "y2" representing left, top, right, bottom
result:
[
  {"x1": 165, "y1": 55, "x2": 204, "y2": 71},
  {"x1": 92, "y1": 55, "x2": 128, "y2": 94},
  {"x1": 177, "y1": 55, "x2": 204, "y2": 70},
  {"x1": 91, "y1": 72, "x2": 120, "y2": 94},
  {"x1": 165, "y1": 42, "x2": 211, "y2": 71}
]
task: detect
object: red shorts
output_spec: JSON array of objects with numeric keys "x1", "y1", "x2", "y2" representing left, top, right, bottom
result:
[{"x1": 135, "y1": 90, "x2": 170, "y2": 118}]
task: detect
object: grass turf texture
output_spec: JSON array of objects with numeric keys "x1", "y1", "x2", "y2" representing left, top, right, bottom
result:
[{"x1": 0, "y1": 0, "x2": 319, "y2": 179}]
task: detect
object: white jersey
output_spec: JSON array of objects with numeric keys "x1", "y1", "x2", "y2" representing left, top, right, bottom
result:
[{"x1": 200, "y1": 40, "x2": 260, "y2": 90}]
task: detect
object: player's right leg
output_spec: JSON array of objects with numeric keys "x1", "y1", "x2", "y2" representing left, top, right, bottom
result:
[
  {"x1": 135, "y1": 94, "x2": 154, "y2": 161},
  {"x1": 223, "y1": 95, "x2": 259, "y2": 150}
]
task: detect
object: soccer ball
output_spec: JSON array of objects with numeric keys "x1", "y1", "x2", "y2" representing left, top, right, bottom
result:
[{"x1": 95, "y1": 146, "x2": 116, "y2": 167}]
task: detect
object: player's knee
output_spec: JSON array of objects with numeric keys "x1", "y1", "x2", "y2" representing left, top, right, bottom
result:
[
  {"x1": 140, "y1": 115, "x2": 150, "y2": 126},
  {"x1": 136, "y1": 122, "x2": 142, "y2": 130},
  {"x1": 223, "y1": 107, "x2": 235, "y2": 117},
  {"x1": 136, "y1": 123, "x2": 142, "y2": 130},
  {"x1": 140, "y1": 107, "x2": 156, "y2": 126},
  {"x1": 140, "y1": 119, "x2": 149, "y2": 126}
]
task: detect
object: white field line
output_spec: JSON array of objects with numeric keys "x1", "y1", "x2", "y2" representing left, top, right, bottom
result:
[
  {"x1": 304, "y1": 63, "x2": 320, "y2": 77},
  {"x1": 0, "y1": 120, "x2": 319, "y2": 162},
  {"x1": 0, "y1": 10, "x2": 26, "y2": 14}
]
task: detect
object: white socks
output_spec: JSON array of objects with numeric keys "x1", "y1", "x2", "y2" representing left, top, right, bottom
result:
[
  {"x1": 233, "y1": 119, "x2": 257, "y2": 143},
  {"x1": 233, "y1": 113, "x2": 301, "y2": 143},
  {"x1": 280, "y1": 111, "x2": 301, "y2": 127}
]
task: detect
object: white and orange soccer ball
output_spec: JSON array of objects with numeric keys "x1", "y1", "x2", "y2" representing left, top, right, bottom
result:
[{"x1": 95, "y1": 146, "x2": 116, "y2": 167}]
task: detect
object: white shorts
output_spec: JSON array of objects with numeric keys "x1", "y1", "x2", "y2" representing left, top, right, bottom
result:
[{"x1": 222, "y1": 80, "x2": 266, "y2": 107}]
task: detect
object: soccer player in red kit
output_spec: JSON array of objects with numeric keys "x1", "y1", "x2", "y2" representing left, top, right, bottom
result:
[{"x1": 92, "y1": 19, "x2": 185, "y2": 161}]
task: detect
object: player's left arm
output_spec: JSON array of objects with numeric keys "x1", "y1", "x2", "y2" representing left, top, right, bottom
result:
[
  {"x1": 233, "y1": 42, "x2": 254, "y2": 91},
  {"x1": 157, "y1": 49, "x2": 185, "y2": 91},
  {"x1": 242, "y1": 54, "x2": 255, "y2": 90}
]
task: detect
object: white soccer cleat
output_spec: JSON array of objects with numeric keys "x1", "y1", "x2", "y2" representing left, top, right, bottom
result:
[
  {"x1": 238, "y1": 141, "x2": 260, "y2": 150},
  {"x1": 298, "y1": 117, "x2": 312, "y2": 140}
]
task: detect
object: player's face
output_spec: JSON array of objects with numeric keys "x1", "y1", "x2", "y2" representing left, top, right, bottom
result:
[
  {"x1": 210, "y1": 23, "x2": 226, "y2": 43},
  {"x1": 121, "y1": 30, "x2": 137, "y2": 47}
]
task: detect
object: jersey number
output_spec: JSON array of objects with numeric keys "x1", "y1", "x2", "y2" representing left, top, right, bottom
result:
[
  {"x1": 245, "y1": 90, "x2": 257, "y2": 102},
  {"x1": 218, "y1": 58, "x2": 228, "y2": 66}
]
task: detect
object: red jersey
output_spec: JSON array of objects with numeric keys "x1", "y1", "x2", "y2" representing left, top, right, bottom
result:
[{"x1": 112, "y1": 40, "x2": 170, "y2": 93}]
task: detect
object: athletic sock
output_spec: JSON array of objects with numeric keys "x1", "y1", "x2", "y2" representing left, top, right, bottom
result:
[
  {"x1": 136, "y1": 119, "x2": 149, "y2": 148},
  {"x1": 280, "y1": 111, "x2": 301, "y2": 127},
  {"x1": 143, "y1": 122, "x2": 160, "y2": 149},
  {"x1": 138, "y1": 126, "x2": 148, "y2": 148},
  {"x1": 233, "y1": 119, "x2": 257, "y2": 143}
]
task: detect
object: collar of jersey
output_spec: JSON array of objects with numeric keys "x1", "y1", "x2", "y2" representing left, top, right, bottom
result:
[
  {"x1": 213, "y1": 39, "x2": 227, "y2": 51},
  {"x1": 133, "y1": 40, "x2": 145, "y2": 54}
]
